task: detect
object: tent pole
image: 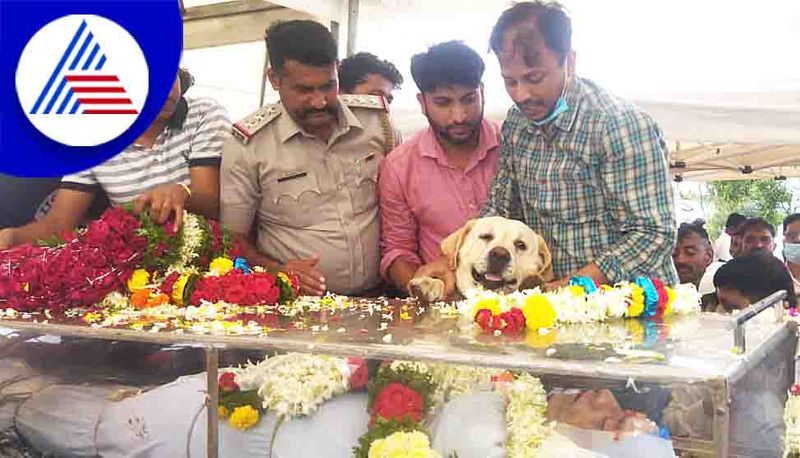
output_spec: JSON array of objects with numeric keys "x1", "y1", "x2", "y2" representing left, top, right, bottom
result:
[
  {"x1": 347, "y1": 0, "x2": 360, "y2": 57},
  {"x1": 259, "y1": 46, "x2": 269, "y2": 107}
]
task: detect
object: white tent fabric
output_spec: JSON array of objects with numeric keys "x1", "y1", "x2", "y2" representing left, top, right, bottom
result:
[{"x1": 179, "y1": 0, "x2": 800, "y2": 182}]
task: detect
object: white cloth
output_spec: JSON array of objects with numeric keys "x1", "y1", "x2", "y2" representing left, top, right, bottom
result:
[
  {"x1": 428, "y1": 391, "x2": 675, "y2": 458},
  {"x1": 100, "y1": 373, "x2": 367, "y2": 458},
  {"x1": 714, "y1": 233, "x2": 732, "y2": 262},
  {"x1": 698, "y1": 261, "x2": 725, "y2": 295},
  {"x1": 16, "y1": 384, "x2": 119, "y2": 456},
  {"x1": 17, "y1": 374, "x2": 678, "y2": 457}
]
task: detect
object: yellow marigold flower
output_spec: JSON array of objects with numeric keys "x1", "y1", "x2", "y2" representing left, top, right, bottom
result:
[
  {"x1": 472, "y1": 297, "x2": 501, "y2": 319},
  {"x1": 368, "y1": 431, "x2": 438, "y2": 458},
  {"x1": 664, "y1": 287, "x2": 677, "y2": 316},
  {"x1": 228, "y1": 405, "x2": 259, "y2": 430},
  {"x1": 627, "y1": 285, "x2": 645, "y2": 318},
  {"x1": 83, "y1": 312, "x2": 101, "y2": 323},
  {"x1": 127, "y1": 269, "x2": 150, "y2": 293},
  {"x1": 567, "y1": 285, "x2": 585, "y2": 297},
  {"x1": 209, "y1": 257, "x2": 234, "y2": 276},
  {"x1": 172, "y1": 274, "x2": 191, "y2": 306},
  {"x1": 521, "y1": 294, "x2": 557, "y2": 330},
  {"x1": 218, "y1": 405, "x2": 230, "y2": 419}
]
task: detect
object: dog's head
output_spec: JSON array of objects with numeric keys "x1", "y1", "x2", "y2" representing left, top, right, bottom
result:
[{"x1": 441, "y1": 216, "x2": 553, "y2": 295}]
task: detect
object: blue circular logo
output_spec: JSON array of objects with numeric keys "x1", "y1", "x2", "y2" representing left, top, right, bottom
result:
[{"x1": 1, "y1": 0, "x2": 182, "y2": 177}]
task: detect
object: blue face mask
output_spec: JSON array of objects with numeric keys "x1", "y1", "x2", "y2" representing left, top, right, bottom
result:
[
  {"x1": 784, "y1": 242, "x2": 800, "y2": 264},
  {"x1": 529, "y1": 70, "x2": 569, "y2": 126}
]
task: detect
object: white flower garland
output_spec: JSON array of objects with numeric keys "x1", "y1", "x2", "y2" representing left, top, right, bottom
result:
[
  {"x1": 785, "y1": 389, "x2": 800, "y2": 456},
  {"x1": 505, "y1": 373, "x2": 553, "y2": 457},
  {"x1": 232, "y1": 353, "x2": 351, "y2": 419},
  {"x1": 172, "y1": 212, "x2": 204, "y2": 272}
]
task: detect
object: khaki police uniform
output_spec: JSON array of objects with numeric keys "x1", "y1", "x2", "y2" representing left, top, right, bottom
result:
[{"x1": 221, "y1": 95, "x2": 396, "y2": 295}]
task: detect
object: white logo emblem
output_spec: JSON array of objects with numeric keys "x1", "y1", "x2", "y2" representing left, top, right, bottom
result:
[{"x1": 15, "y1": 15, "x2": 149, "y2": 147}]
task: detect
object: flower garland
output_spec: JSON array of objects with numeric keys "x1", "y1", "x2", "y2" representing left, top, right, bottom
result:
[
  {"x1": 459, "y1": 276, "x2": 701, "y2": 335},
  {"x1": 353, "y1": 361, "x2": 553, "y2": 458},
  {"x1": 354, "y1": 361, "x2": 438, "y2": 458},
  {"x1": 785, "y1": 384, "x2": 800, "y2": 457},
  {"x1": 504, "y1": 373, "x2": 553, "y2": 456},
  {"x1": 0, "y1": 207, "x2": 240, "y2": 313},
  {"x1": 217, "y1": 353, "x2": 367, "y2": 431}
]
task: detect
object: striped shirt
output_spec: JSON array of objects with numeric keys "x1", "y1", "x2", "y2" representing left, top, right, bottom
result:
[
  {"x1": 482, "y1": 77, "x2": 678, "y2": 285},
  {"x1": 62, "y1": 97, "x2": 229, "y2": 204}
]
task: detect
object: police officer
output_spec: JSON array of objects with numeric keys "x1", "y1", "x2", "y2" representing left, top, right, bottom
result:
[{"x1": 221, "y1": 20, "x2": 396, "y2": 296}]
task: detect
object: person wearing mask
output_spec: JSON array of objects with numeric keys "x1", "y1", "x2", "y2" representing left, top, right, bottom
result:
[
  {"x1": 415, "y1": 1, "x2": 677, "y2": 296},
  {"x1": 782, "y1": 213, "x2": 800, "y2": 299}
]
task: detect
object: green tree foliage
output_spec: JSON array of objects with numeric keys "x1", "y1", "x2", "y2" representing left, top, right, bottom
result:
[{"x1": 707, "y1": 180, "x2": 793, "y2": 238}]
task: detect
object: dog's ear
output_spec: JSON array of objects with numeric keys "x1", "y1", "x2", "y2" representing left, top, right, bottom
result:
[
  {"x1": 520, "y1": 233, "x2": 554, "y2": 289},
  {"x1": 535, "y1": 233, "x2": 554, "y2": 282},
  {"x1": 440, "y1": 219, "x2": 476, "y2": 270}
]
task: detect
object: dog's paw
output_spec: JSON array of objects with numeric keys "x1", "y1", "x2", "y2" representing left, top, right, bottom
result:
[{"x1": 408, "y1": 276, "x2": 445, "y2": 303}]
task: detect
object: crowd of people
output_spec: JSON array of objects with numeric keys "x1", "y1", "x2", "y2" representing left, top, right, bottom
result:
[
  {"x1": 0, "y1": 1, "x2": 793, "y2": 312},
  {"x1": 673, "y1": 212, "x2": 799, "y2": 312}
]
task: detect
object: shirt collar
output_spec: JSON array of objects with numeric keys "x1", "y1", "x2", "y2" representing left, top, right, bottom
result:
[
  {"x1": 278, "y1": 98, "x2": 363, "y2": 144},
  {"x1": 553, "y1": 76, "x2": 583, "y2": 133},
  {"x1": 419, "y1": 119, "x2": 499, "y2": 171}
]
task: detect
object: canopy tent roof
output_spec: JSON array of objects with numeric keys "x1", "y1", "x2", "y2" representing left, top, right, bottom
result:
[{"x1": 178, "y1": 0, "x2": 800, "y2": 182}]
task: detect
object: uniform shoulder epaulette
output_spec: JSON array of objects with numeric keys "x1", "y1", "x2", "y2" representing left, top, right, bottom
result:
[
  {"x1": 339, "y1": 94, "x2": 388, "y2": 112},
  {"x1": 232, "y1": 103, "x2": 282, "y2": 144}
]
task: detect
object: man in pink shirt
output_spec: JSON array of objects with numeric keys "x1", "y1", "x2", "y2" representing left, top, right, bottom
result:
[{"x1": 379, "y1": 41, "x2": 501, "y2": 293}]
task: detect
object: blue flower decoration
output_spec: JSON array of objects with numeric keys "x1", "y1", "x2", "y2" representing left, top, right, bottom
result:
[
  {"x1": 569, "y1": 276, "x2": 598, "y2": 294},
  {"x1": 233, "y1": 257, "x2": 252, "y2": 274},
  {"x1": 635, "y1": 277, "x2": 659, "y2": 317}
]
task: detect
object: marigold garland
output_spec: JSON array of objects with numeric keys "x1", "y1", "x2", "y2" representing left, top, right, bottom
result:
[{"x1": 461, "y1": 277, "x2": 701, "y2": 335}]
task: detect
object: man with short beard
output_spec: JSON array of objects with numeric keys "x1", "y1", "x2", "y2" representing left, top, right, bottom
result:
[
  {"x1": 221, "y1": 20, "x2": 397, "y2": 297},
  {"x1": 416, "y1": 2, "x2": 677, "y2": 295},
  {"x1": 379, "y1": 41, "x2": 500, "y2": 293}
]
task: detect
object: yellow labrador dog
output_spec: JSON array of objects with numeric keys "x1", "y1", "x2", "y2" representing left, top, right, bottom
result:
[{"x1": 408, "y1": 216, "x2": 553, "y2": 302}]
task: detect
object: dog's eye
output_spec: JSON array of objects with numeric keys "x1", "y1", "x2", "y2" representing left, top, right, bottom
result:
[
  {"x1": 514, "y1": 240, "x2": 527, "y2": 251},
  {"x1": 479, "y1": 233, "x2": 494, "y2": 242}
]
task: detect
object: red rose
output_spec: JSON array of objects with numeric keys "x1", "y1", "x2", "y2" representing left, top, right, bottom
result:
[
  {"x1": 219, "y1": 372, "x2": 239, "y2": 393},
  {"x1": 161, "y1": 272, "x2": 180, "y2": 296},
  {"x1": 474, "y1": 309, "x2": 493, "y2": 331},
  {"x1": 347, "y1": 357, "x2": 369, "y2": 390},
  {"x1": 369, "y1": 382, "x2": 424, "y2": 427},
  {"x1": 225, "y1": 285, "x2": 248, "y2": 305},
  {"x1": 791, "y1": 384, "x2": 800, "y2": 397},
  {"x1": 502, "y1": 308, "x2": 526, "y2": 334}
]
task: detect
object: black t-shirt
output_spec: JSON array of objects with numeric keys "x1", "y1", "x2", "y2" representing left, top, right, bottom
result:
[
  {"x1": 0, "y1": 174, "x2": 109, "y2": 229},
  {"x1": 0, "y1": 175, "x2": 60, "y2": 229}
]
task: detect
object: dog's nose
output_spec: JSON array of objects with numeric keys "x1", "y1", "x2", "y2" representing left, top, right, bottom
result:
[{"x1": 487, "y1": 246, "x2": 511, "y2": 273}]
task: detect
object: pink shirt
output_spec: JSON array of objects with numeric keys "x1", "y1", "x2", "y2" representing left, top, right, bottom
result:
[{"x1": 379, "y1": 119, "x2": 501, "y2": 279}]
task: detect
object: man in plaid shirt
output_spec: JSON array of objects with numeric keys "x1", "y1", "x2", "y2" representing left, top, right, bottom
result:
[{"x1": 416, "y1": 1, "x2": 677, "y2": 293}]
